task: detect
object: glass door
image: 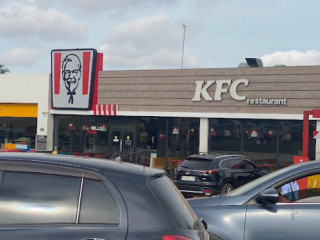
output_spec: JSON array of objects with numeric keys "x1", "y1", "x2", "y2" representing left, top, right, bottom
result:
[{"x1": 109, "y1": 128, "x2": 135, "y2": 162}]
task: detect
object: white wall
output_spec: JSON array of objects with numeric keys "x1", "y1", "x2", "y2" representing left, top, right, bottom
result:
[
  {"x1": 0, "y1": 73, "x2": 53, "y2": 151},
  {"x1": 199, "y1": 118, "x2": 209, "y2": 153}
]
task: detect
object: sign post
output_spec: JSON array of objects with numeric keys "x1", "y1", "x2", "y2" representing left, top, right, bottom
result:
[{"x1": 293, "y1": 155, "x2": 309, "y2": 190}]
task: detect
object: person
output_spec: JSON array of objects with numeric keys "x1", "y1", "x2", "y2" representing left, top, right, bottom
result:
[
  {"x1": 62, "y1": 54, "x2": 82, "y2": 104},
  {"x1": 281, "y1": 181, "x2": 299, "y2": 201}
]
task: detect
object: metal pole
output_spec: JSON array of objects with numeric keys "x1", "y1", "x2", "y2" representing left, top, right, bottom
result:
[
  {"x1": 303, "y1": 110, "x2": 313, "y2": 158},
  {"x1": 276, "y1": 125, "x2": 280, "y2": 170},
  {"x1": 165, "y1": 119, "x2": 169, "y2": 171},
  {"x1": 240, "y1": 123, "x2": 244, "y2": 155},
  {"x1": 180, "y1": 23, "x2": 186, "y2": 69}
]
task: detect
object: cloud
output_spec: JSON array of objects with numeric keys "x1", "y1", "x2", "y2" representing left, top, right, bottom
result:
[
  {"x1": 99, "y1": 11, "x2": 202, "y2": 69},
  {"x1": 261, "y1": 50, "x2": 320, "y2": 67},
  {"x1": 2, "y1": 48, "x2": 41, "y2": 67},
  {"x1": 25, "y1": 0, "x2": 177, "y2": 16},
  {"x1": 0, "y1": 2, "x2": 88, "y2": 42},
  {"x1": 55, "y1": 0, "x2": 177, "y2": 14}
]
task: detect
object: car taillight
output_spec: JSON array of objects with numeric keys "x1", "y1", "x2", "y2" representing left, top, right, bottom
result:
[
  {"x1": 162, "y1": 235, "x2": 192, "y2": 240},
  {"x1": 200, "y1": 170, "x2": 218, "y2": 174},
  {"x1": 203, "y1": 189, "x2": 213, "y2": 196}
]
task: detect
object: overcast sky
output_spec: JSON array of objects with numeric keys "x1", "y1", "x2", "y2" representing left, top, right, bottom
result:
[{"x1": 1, "y1": 0, "x2": 320, "y2": 73}]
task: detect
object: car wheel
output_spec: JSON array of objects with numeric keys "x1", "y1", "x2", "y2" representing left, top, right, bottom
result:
[{"x1": 221, "y1": 182, "x2": 234, "y2": 194}]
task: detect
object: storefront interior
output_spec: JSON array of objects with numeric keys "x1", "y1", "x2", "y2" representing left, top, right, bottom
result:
[
  {"x1": 0, "y1": 117, "x2": 37, "y2": 149},
  {"x1": 54, "y1": 116, "x2": 199, "y2": 164},
  {"x1": 209, "y1": 119, "x2": 316, "y2": 170},
  {"x1": 54, "y1": 115, "x2": 315, "y2": 171}
]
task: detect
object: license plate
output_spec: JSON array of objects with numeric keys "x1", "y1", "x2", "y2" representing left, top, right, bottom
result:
[{"x1": 181, "y1": 176, "x2": 195, "y2": 181}]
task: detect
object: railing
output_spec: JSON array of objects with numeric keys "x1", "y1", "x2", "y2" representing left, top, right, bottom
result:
[
  {"x1": 111, "y1": 149, "x2": 157, "y2": 166},
  {"x1": 111, "y1": 150, "x2": 184, "y2": 179}
]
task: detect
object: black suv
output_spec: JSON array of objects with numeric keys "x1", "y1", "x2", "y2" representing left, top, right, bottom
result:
[
  {"x1": 0, "y1": 152, "x2": 208, "y2": 240},
  {"x1": 174, "y1": 153, "x2": 267, "y2": 197}
]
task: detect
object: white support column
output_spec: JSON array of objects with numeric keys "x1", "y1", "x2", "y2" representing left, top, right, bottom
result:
[
  {"x1": 199, "y1": 118, "x2": 209, "y2": 154},
  {"x1": 316, "y1": 120, "x2": 320, "y2": 160}
]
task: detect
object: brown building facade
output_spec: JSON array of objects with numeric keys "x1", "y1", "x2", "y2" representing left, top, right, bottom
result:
[{"x1": 52, "y1": 64, "x2": 320, "y2": 170}]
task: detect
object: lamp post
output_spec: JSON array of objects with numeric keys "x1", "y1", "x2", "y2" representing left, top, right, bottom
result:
[{"x1": 180, "y1": 23, "x2": 186, "y2": 69}]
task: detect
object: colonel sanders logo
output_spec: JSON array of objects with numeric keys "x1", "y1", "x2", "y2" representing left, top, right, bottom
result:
[{"x1": 62, "y1": 54, "x2": 81, "y2": 104}]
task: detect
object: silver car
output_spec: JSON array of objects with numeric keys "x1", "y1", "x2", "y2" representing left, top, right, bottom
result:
[{"x1": 189, "y1": 161, "x2": 320, "y2": 240}]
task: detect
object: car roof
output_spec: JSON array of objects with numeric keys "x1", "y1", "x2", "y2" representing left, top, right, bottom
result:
[
  {"x1": 186, "y1": 153, "x2": 247, "y2": 161},
  {"x1": 0, "y1": 152, "x2": 164, "y2": 178}
]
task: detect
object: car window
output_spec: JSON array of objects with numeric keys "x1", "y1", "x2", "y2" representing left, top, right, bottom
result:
[
  {"x1": 229, "y1": 159, "x2": 244, "y2": 169},
  {"x1": 220, "y1": 160, "x2": 229, "y2": 168},
  {"x1": 278, "y1": 174, "x2": 320, "y2": 204},
  {"x1": 79, "y1": 179, "x2": 118, "y2": 224},
  {"x1": 180, "y1": 159, "x2": 213, "y2": 170},
  {"x1": 0, "y1": 171, "x2": 80, "y2": 225},
  {"x1": 243, "y1": 160, "x2": 256, "y2": 170},
  {"x1": 148, "y1": 175, "x2": 200, "y2": 230},
  {"x1": 228, "y1": 164, "x2": 300, "y2": 196}
]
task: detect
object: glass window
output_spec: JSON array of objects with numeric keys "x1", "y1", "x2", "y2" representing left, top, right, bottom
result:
[
  {"x1": 209, "y1": 119, "x2": 241, "y2": 153},
  {"x1": 81, "y1": 117, "x2": 108, "y2": 158},
  {"x1": 136, "y1": 117, "x2": 158, "y2": 166},
  {"x1": 229, "y1": 159, "x2": 243, "y2": 169},
  {"x1": 79, "y1": 179, "x2": 118, "y2": 224},
  {"x1": 158, "y1": 118, "x2": 200, "y2": 158},
  {"x1": 180, "y1": 159, "x2": 213, "y2": 170},
  {"x1": 55, "y1": 115, "x2": 82, "y2": 154},
  {"x1": 0, "y1": 117, "x2": 37, "y2": 149},
  {"x1": 209, "y1": 118, "x2": 316, "y2": 171},
  {"x1": 220, "y1": 160, "x2": 229, "y2": 168},
  {"x1": 54, "y1": 115, "x2": 109, "y2": 158},
  {"x1": 0, "y1": 171, "x2": 80, "y2": 225},
  {"x1": 148, "y1": 175, "x2": 199, "y2": 230},
  {"x1": 243, "y1": 160, "x2": 256, "y2": 169},
  {"x1": 278, "y1": 174, "x2": 320, "y2": 203},
  {"x1": 137, "y1": 118, "x2": 158, "y2": 150},
  {"x1": 230, "y1": 168, "x2": 320, "y2": 200}
]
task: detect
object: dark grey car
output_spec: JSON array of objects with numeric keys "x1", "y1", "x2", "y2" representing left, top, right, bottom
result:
[
  {"x1": 189, "y1": 161, "x2": 320, "y2": 240},
  {"x1": 0, "y1": 152, "x2": 208, "y2": 240},
  {"x1": 174, "y1": 153, "x2": 266, "y2": 197}
]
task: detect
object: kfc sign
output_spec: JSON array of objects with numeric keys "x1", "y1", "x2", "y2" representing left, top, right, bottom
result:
[
  {"x1": 192, "y1": 79, "x2": 249, "y2": 102},
  {"x1": 51, "y1": 49, "x2": 97, "y2": 110}
]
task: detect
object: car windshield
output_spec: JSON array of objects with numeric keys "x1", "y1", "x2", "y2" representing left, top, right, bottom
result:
[
  {"x1": 227, "y1": 164, "x2": 298, "y2": 196},
  {"x1": 180, "y1": 159, "x2": 213, "y2": 170}
]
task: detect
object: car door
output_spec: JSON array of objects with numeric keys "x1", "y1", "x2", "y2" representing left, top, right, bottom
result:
[
  {"x1": 244, "y1": 172, "x2": 320, "y2": 240},
  {"x1": 245, "y1": 201, "x2": 320, "y2": 240},
  {"x1": 228, "y1": 159, "x2": 252, "y2": 187},
  {"x1": 242, "y1": 160, "x2": 262, "y2": 183},
  {"x1": 0, "y1": 170, "x2": 127, "y2": 240}
]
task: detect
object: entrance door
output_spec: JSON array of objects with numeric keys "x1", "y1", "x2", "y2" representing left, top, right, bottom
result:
[{"x1": 109, "y1": 129, "x2": 135, "y2": 162}]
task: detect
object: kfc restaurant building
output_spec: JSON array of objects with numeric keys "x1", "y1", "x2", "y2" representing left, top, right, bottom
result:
[{"x1": 49, "y1": 48, "x2": 320, "y2": 169}]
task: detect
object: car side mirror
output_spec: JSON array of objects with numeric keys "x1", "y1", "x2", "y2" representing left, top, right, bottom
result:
[
  {"x1": 256, "y1": 167, "x2": 269, "y2": 174},
  {"x1": 194, "y1": 217, "x2": 207, "y2": 230},
  {"x1": 256, "y1": 188, "x2": 279, "y2": 205}
]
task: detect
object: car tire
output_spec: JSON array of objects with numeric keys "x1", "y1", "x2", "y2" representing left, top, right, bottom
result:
[{"x1": 221, "y1": 182, "x2": 234, "y2": 194}]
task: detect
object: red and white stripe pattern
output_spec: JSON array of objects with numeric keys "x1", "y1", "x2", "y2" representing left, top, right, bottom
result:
[
  {"x1": 94, "y1": 104, "x2": 118, "y2": 116},
  {"x1": 313, "y1": 131, "x2": 320, "y2": 139}
]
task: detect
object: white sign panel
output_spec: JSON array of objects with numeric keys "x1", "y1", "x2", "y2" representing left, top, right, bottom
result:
[{"x1": 51, "y1": 49, "x2": 97, "y2": 110}]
